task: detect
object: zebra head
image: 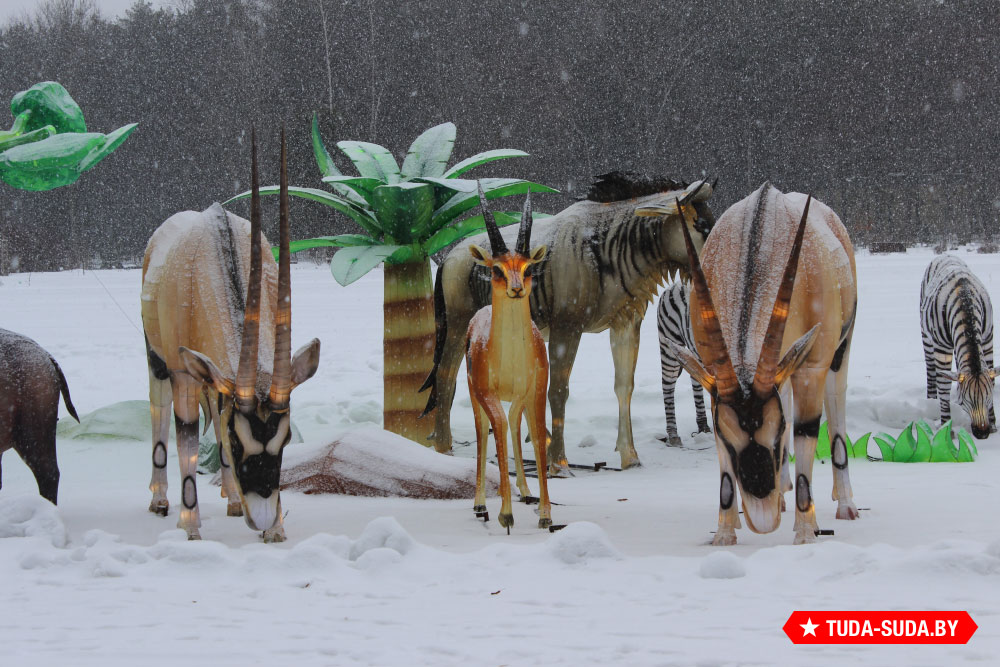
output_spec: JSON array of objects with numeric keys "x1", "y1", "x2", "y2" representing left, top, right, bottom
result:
[
  {"x1": 178, "y1": 129, "x2": 320, "y2": 533},
  {"x1": 941, "y1": 366, "x2": 998, "y2": 439},
  {"x1": 666, "y1": 196, "x2": 819, "y2": 533},
  {"x1": 468, "y1": 183, "x2": 547, "y2": 299}
]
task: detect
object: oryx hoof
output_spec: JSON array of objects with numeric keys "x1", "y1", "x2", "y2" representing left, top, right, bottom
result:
[
  {"x1": 793, "y1": 529, "x2": 817, "y2": 545},
  {"x1": 227, "y1": 503, "x2": 243, "y2": 517},
  {"x1": 711, "y1": 530, "x2": 737, "y2": 546},
  {"x1": 262, "y1": 527, "x2": 286, "y2": 544},
  {"x1": 836, "y1": 501, "x2": 860, "y2": 520},
  {"x1": 537, "y1": 517, "x2": 552, "y2": 529},
  {"x1": 498, "y1": 512, "x2": 514, "y2": 529},
  {"x1": 186, "y1": 531, "x2": 202, "y2": 541},
  {"x1": 548, "y1": 462, "x2": 573, "y2": 478},
  {"x1": 781, "y1": 496, "x2": 787, "y2": 512},
  {"x1": 149, "y1": 500, "x2": 169, "y2": 517},
  {"x1": 620, "y1": 456, "x2": 641, "y2": 470}
]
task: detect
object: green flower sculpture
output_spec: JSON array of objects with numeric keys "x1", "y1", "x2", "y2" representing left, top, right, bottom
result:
[
  {"x1": 804, "y1": 419, "x2": 978, "y2": 463},
  {"x1": 0, "y1": 81, "x2": 137, "y2": 191}
]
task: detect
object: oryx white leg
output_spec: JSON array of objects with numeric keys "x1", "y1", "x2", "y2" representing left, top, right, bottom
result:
[
  {"x1": 171, "y1": 374, "x2": 202, "y2": 540},
  {"x1": 791, "y1": 369, "x2": 827, "y2": 545},
  {"x1": 610, "y1": 313, "x2": 642, "y2": 469},
  {"x1": 470, "y1": 390, "x2": 490, "y2": 514},
  {"x1": 148, "y1": 365, "x2": 171, "y2": 517},
  {"x1": 779, "y1": 383, "x2": 793, "y2": 512},
  {"x1": 508, "y1": 402, "x2": 531, "y2": 500},
  {"x1": 713, "y1": 445, "x2": 740, "y2": 545},
  {"x1": 826, "y1": 340, "x2": 858, "y2": 520},
  {"x1": 208, "y1": 393, "x2": 242, "y2": 517}
]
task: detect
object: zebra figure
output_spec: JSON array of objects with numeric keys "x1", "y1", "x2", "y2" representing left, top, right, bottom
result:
[
  {"x1": 920, "y1": 254, "x2": 998, "y2": 439},
  {"x1": 656, "y1": 281, "x2": 711, "y2": 445}
]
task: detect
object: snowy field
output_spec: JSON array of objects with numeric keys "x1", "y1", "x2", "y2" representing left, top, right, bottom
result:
[{"x1": 1, "y1": 247, "x2": 999, "y2": 665}]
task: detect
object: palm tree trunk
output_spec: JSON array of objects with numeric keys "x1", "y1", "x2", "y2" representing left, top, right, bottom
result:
[{"x1": 383, "y1": 259, "x2": 436, "y2": 445}]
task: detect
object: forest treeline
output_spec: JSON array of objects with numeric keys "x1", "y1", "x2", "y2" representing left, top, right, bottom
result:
[{"x1": 0, "y1": 0, "x2": 997, "y2": 272}]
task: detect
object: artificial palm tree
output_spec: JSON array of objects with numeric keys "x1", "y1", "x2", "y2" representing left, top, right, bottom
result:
[{"x1": 227, "y1": 116, "x2": 555, "y2": 445}]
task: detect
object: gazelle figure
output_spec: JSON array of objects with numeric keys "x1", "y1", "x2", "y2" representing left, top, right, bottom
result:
[
  {"x1": 141, "y1": 129, "x2": 320, "y2": 542},
  {"x1": 656, "y1": 183, "x2": 859, "y2": 545},
  {"x1": 464, "y1": 185, "x2": 552, "y2": 530}
]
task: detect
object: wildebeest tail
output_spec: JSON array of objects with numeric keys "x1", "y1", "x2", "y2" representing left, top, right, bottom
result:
[
  {"x1": 51, "y1": 356, "x2": 79, "y2": 422},
  {"x1": 418, "y1": 262, "x2": 447, "y2": 418}
]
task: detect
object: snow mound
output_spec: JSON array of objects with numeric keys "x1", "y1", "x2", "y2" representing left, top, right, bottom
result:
[
  {"x1": 698, "y1": 551, "x2": 747, "y2": 579},
  {"x1": 349, "y1": 516, "x2": 415, "y2": 561},
  {"x1": 0, "y1": 494, "x2": 68, "y2": 547},
  {"x1": 546, "y1": 521, "x2": 621, "y2": 564},
  {"x1": 281, "y1": 426, "x2": 500, "y2": 499}
]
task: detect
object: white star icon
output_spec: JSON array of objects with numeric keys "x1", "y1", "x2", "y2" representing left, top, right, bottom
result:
[{"x1": 800, "y1": 618, "x2": 819, "y2": 637}]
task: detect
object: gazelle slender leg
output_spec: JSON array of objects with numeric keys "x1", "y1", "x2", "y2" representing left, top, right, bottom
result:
[
  {"x1": 934, "y1": 351, "x2": 954, "y2": 424},
  {"x1": 791, "y1": 368, "x2": 827, "y2": 545},
  {"x1": 546, "y1": 326, "x2": 583, "y2": 475},
  {"x1": 470, "y1": 390, "x2": 489, "y2": 514},
  {"x1": 508, "y1": 402, "x2": 531, "y2": 499},
  {"x1": 610, "y1": 312, "x2": 643, "y2": 469},
  {"x1": 826, "y1": 337, "x2": 858, "y2": 519},
  {"x1": 712, "y1": 445, "x2": 740, "y2": 545},
  {"x1": 527, "y1": 372, "x2": 552, "y2": 528},
  {"x1": 922, "y1": 333, "x2": 938, "y2": 399},
  {"x1": 148, "y1": 364, "x2": 172, "y2": 516},
  {"x1": 208, "y1": 392, "x2": 242, "y2": 517},
  {"x1": 778, "y1": 383, "x2": 793, "y2": 511},
  {"x1": 660, "y1": 344, "x2": 683, "y2": 446},
  {"x1": 171, "y1": 374, "x2": 202, "y2": 540},
  {"x1": 477, "y1": 394, "x2": 512, "y2": 529}
]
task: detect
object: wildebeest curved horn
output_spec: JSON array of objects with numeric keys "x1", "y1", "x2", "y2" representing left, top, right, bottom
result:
[
  {"x1": 515, "y1": 190, "x2": 533, "y2": 256},
  {"x1": 270, "y1": 127, "x2": 293, "y2": 412},
  {"x1": 236, "y1": 126, "x2": 263, "y2": 411},
  {"x1": 681, "y1": 179, "x2": 709, "y2": 205},
  {"x1": 677, "y1": 197, "x2": 739, "y2": 401},
  {"x1": 752, "y1": 195, "x2": 812, "y2": 397},
  {"x1": 478, "y1": 181, "x2": 508, "y2": 256}
]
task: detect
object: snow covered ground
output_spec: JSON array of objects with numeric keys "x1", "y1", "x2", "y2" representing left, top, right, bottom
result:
[{"x1": 1, "y1": 247, "x2": 998, "y2": 665}]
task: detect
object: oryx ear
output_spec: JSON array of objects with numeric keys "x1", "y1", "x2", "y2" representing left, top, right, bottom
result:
[
  {"x1": 469, "y1": 244, "x2": 491, "y2": 265},
  {"x1": 179, "y1": 346, "x2": 235, "y2": 396},
  {"x1": 291, "y1": 338, "x2": 321, "y2": 388},
  {"x1": 666, "y1": 339, "x2": 715, "y2": 393},
  {"x1": 939, "y1": 369, "x2": 959, "y2": 383},
  {"x1": 774, "y1": 324, "x2": 820, "y2": 387},
  {"x1": 529, "y1": 245, "x2": 548, "y2": 262}
]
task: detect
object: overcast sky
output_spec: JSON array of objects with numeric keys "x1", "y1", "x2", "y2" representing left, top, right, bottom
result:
[{"x1": 0, "y1": 0, "x2": 172, "y2": 26}]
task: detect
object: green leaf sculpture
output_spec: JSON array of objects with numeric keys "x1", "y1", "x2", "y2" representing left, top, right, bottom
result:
[
  {"x1": 0, "y1": 81, "x2": 137, "y2": 191},
  {"x1": 801, "y1": 419, "x2": 977, "y2": 463}
]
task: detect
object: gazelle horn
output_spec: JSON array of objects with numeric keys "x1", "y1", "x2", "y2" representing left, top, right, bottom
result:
[
  {"x1": 515, "y1": 190, "x2": 533, "y2": 255},
  {"x1": 478, "y1": 181, "x2": 508, "y2": 256},
  {"x1": 752, "y1": 195, "x2": 812, "y2": 398},
  {"x1": 269, "y1": 127, "x2": 293, "y2": 411},
  {"x1": 235, "y1": 126, "x2": 263, "y2": 412},
  {"x1": 677, "y1": 198, "x2": 740, "y2": 401}
]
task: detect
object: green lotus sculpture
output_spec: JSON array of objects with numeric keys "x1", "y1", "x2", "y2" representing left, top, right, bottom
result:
[
  {"x1": 0, "y1": 81, "x2": 137, "y2": 191},
  {"x1": 806, "y1": 419, "x2": 978, "y2": 463}
]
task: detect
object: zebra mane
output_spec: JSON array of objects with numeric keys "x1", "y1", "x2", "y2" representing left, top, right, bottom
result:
[{"x1": 583, "y1": 171, "x2": 688, "y2": 203}]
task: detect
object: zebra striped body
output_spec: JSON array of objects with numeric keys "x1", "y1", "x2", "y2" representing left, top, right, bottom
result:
[
  {"x1": 919, "y1": 254, "x2": 997, "y2": 439},
  {"x1": 656, "y1": 281, "x2": 710, "y2": 445}
]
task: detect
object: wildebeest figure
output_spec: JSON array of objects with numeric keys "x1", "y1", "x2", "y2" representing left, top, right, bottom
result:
[
  {"x1": 141, "y1": 130, "x2": 320, "y2": 542},
  {"x1": 464, "y1": 186, "x2": 552, "y2": 530},
  {"x1": 0, "y1": 329, "x2": 79, "y2": 504},
  {"x1": 661, "y1": 183, "x2": 859, "y2": 545},
  {"x1": 920, "y1": 254, "x2": 997, "y2": 438},
  {"x1": 423, "y1": 173, "x2": 715, "y2": 473}
]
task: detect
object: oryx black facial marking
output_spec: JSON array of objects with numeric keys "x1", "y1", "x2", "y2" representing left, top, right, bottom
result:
[
  {"x1": 152, "y1": 441, "x2": 167, "y2": 469},
  {"x1": 713, "y1": 389, "x2": 787, "y2": 499},
  {"x1": 720, "y1": 472, "x2": 735, "y2": 510},
  {"x1": 831, "y1": 434, "x2": 848, "y2": 469},
  {"x1": 795, "y1": 474, "x2": 811, "y2": 512},
  {"x1": 227, "y1": 410, "x2": 290, "y2": 498}
]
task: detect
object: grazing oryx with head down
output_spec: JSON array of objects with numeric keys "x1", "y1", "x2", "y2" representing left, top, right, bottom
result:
[
  {"x1": 462, "y1": 185, "x2": 551, "y2": 530},
  {"x1": 656, "y1": 183, "x2": 859, "y2": 545},
  {"x1": 141, "y1": 130, "x2": 320, "y2": 542},
  {"x1": 920, "y1": 255, "x2": 997, "y2": 438},
  {"x1": 423, "y1": 172, "x2": 715, "y2": 473}
]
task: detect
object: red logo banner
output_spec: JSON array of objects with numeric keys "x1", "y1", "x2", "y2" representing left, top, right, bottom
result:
[{"x1": 783, "y1": 611, "x2": 977, "y2": 644}]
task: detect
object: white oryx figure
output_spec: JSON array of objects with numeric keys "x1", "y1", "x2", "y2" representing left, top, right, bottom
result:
[
  {"x1": 654, "y1": 183, "x2": 859, "y2": 545},
  {"x1": 141, "y1": 130, "x2": 320, "y2": 542}
]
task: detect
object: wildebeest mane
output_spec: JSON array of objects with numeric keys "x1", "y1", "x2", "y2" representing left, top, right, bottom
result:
[{"x1": 583, "y1": 171, "x2": 688, "y2": 203}]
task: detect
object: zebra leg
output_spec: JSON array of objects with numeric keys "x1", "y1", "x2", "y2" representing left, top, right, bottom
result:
[
  {"x1": 508, "y1": 401, "x2": 531, "y2": 499},
  {"x1": 546, "y1": 325, "x2": 583, "y2": 476},
  {"x1": 659, "y1": 343, "x2": 683, "y2": 446},
  {"x1": 826, "y1": 337, "x2": 858, "y2": 520},
  {"x1": 171, "y1": 374, "x2": 202, "y2": 540},
  {"x1": 147, "y1": 363, "x2": 171, "y2": 517},
  {"x1": 791, "y1": 368, "x2": 827, "y2": 545},
  {"x1": 610, "y1": 313, "x2": 642, "y2": 469},
  {"x1": 692, "y1": 376, "x2": 711, "y2": 434},
  {"x1": 922, "y1": 334, "x2": 937, "y2": 399},
  {"x1": 934, "y1": 351, "x2": 954, "y2": 424}
]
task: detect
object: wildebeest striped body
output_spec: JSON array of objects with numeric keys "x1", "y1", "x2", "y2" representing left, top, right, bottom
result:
[
  {"x1": 656, "y1": 281, "x2": 711, "y2": 445},
  {"x1": 424, "y1": 173, "x2": 715, "y2": 473},
  {"x1": 919, "y1": 254, "x2": 997, "y2": 438}
]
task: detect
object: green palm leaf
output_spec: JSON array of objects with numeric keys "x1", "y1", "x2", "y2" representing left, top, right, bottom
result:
[
  {"x1": 321, "y1": 175, "x2": 383, "y2": 203},
  {"x1": 372, "y1": 182, "x2": 434, "y2": 244},
  {"x1": 423, "y1": 210, "x2": 523, "y2": 256},
  {"x1": 442, "y1": 149, "x2": 529, "y2": 178},
  {"x1": 78, "y1": 123, "x2": 139, "y2": 172},
  {"x1": 272, "y1": 233, "x2": 377, "y2": 260},
  {"x1": 311, "y1": 112, "x2": 340, "y2": 178},
  {"x1": 225, "y1": 185, "x2": 381, "y2": 237},
  {"x1": 337, "y1": 140, "x2": 400, "y2": 184},
  {"x1": 401, "y1": 122, "x2": 455, "y2": 180},
  {"x1": 429, "y1": 178, "x2": 558, "y2": 233},
  {"x1": 330, "y1": 244, "x2": 403, "y2": 286}
]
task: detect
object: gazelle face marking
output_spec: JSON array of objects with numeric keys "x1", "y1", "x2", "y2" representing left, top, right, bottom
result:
[{"x1": 470, "y1": 245, "x2": 548, "y2": 300}]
